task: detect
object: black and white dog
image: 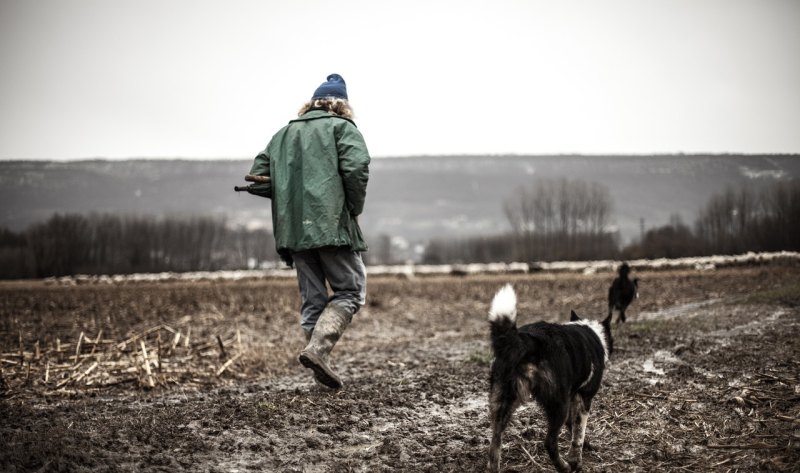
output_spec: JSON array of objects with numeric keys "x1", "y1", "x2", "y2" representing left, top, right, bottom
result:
[
  {"x1": 487, "y1": 284, "x2": 613, "y2": 473},
  {"x1": 608, "y1": 262, "x2": 638, "y2": 323}
]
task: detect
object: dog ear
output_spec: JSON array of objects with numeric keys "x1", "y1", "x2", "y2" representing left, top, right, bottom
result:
[
  {"x1": 570, "y1": 310, "x2": 580, "y2": 322},
  {"x1": 601, "y1": 312, "x2": 612, "y2": 328}
]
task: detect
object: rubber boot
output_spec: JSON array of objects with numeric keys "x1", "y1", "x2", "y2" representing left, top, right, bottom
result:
[
  {"x1": 302, "y1": 328, "x2": 331, "y2": 389},
  {"x1": 298, "y1": 304, "x2": 351, "y2": 389}
]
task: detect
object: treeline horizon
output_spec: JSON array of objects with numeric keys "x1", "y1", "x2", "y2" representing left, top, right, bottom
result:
[
  {"x1": 0, "y1": 214, "x2": 278, "y2": 279},
  {"x1": 421, "y1": 178, "x2": 799, "y2": 264},
  {"x1": 1, "y1": 178, "x2": 798, "y2": 279}
]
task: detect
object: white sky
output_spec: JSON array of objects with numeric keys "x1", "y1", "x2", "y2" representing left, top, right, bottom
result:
[{"x1": 0, "y1": 0, "x2": 798, "y2": 160}]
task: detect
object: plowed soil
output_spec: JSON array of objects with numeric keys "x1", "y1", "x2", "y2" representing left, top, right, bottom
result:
[{"x1": 1, "y1": 264, "x2": 799, "y2": 472}]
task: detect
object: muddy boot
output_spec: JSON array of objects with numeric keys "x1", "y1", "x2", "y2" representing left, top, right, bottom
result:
[
  {"x1": 302, "y1": 328, "x2": 332, "y2": 390},
  {"x1": 298, "y1": 304, "x2": 351, "y2": 389}
]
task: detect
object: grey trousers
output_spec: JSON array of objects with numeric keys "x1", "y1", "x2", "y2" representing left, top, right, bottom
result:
[{"x1": 293, "y1": 247, "x2": 366, "y2": 333}]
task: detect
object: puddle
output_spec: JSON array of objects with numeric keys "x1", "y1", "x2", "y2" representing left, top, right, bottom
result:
[{"x1": 642, "y1": 359, "x2": 665, "y2": 376}]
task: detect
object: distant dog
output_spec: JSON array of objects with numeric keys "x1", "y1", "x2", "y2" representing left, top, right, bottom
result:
[
  {"x1": 608, "y1": 262, "x2": 638, "y2": 323},
  {"x1": 487, "y1": 285, "x2": 613, "y2": 473}
]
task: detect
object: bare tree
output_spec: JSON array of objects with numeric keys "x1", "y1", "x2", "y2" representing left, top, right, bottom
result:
[
  {"x1": 695, "y1": 179, "x2": 800, "y2": 255},
  {"x1": 502, "y1": 178, "x2": 615, "y2": 261},
  {"x1": 1, "y1": 213, "x2": 280, "y2": 279}
]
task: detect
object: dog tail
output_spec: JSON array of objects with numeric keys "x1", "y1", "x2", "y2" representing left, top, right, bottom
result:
[
  {"x1": 489, "y1": 284, "x2": 517, "y2": 324},
  {"x1": 488, "y1": 284, "x2": 521, "y2": 356}
]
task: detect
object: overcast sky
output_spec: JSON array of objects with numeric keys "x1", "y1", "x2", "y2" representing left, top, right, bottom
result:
[{"x1": 1, "y1": 0, "x2": 798, "y2": 160}]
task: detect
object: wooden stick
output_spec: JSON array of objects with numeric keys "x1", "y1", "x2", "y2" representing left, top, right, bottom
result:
[
  {"x1": 706, "y1": 442, "x2": 782, "y2": 450},
  {"x1": 74, "y1": 332, "x2": 84, "y2": 364},
  {"x1": 519, "y1": 444, "x2": 537, "y2": 466},
  {"x1": 634, "y1": 391, "x2": 697, "y2": 402},
  {"x1": 775, "y1": 414, "x2": 799, "y2": 424},
  {"x1": 161, "y1": 325, "x2": 177, "y2": 334},
  {"x1": 656, "y1": 389, "x2": 700, "y2": 402},
  {"x1": 56, "y1": 368, "x2": 78, "y2": 388},
  {"x1": 74, "y1": 362, "x2": 98, "y2": 384},
  {"x1": 0, "y1": 351, "x2": 29, "y2": 357},
  {"x1": 215, "y1": 353, "x2": 242, "y2": 377},
  {"x1": 116, "y1": 325, "x2": 164, "y2": 350},
  {"x1": 756, "y1": 372, "x2": 795, "y2": 384},
  {"x1": 245, "y1": 174, "x2": 271, "y2": 183},
  {"x1": 157, "y1": 332, "x2": 162, "y2": 374},
  {"x1": 711, "y1": 457, "x2": 732, "y2": 468},
  {"x1": 216, "y1": 335, "x2": 227, "y2": 359},
  {"x1": 170, "y1": 331, "x2": 181, "y2": 351},
  {"x1": 101, "y1": 377, "x2": 137, "y2": 387},
  {"x1": 140, "y1": 341, "x2": 155, "y2": 388}
]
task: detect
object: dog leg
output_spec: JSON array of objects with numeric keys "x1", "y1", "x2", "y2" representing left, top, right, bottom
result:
[
  {"x1": 566, "y1": 396, "x2": 579, "y2": 467},
  {"x1": 544, "y1": 404, "x2": 571, "y2": 473},
  {"x1": 620, "y1": 307, "x2": 626, "y2": 323},
  {"x1": 567, "y1": 395, "x2": 590, "y2": 471},
  {"x1": 487, "y1": 386, "x2": 519, "y2": 473},
  {"x1": 566, "y1": 398, "x2": 577, "y2": 439},
  {"x1": 611, "y1": 304, "x2": 623, "y2": 325}
]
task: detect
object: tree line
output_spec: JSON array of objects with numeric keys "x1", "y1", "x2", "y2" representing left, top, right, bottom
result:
[
  {"x1": 3, "y1": 178, "x2": 797, "y2": 278},
  {"x1": 423, "y1": 178, "x2": 619, "y2": 264},
  {"x1": 422, "y1": 178, "x2": 800, "y2": 264},
  {"x1": 0, "y1": 214, "x2": 278, "y2": 279},
  {"x1": 625, "y1": 180, "x2": 800, "y2": 259}
]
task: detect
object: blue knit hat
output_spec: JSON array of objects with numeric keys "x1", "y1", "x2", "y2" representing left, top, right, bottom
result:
[{"x1": 311, "y1": 73, "x2": 348, "y2": 100}]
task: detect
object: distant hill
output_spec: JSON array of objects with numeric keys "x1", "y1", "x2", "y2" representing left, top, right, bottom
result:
[{"x1": 2, "y1": 155, "x2": 798, "y2": 251}]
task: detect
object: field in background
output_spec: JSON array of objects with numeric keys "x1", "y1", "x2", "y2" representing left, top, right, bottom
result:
[{"x1": 1, "y1": 262, "x2": 799, "y2": 472}]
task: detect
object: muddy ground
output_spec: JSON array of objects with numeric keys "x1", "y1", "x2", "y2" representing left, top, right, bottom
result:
[{"x1": 1, "y1": 264, "x2": 799, "y2": 472}]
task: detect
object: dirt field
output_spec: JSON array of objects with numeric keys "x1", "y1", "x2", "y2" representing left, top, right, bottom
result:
[{"x1": 1, "y1": 264, "x2": 799, "y2": 472}]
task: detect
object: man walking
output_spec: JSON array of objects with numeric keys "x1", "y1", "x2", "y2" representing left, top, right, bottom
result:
[{"x1": 246, "y1": 74, "x2": 370, "y2": 389}]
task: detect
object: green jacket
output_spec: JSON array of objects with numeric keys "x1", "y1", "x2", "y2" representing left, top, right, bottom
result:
[{"x1": 247, "y1": 110, "x2": 370, "y2": 265}]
